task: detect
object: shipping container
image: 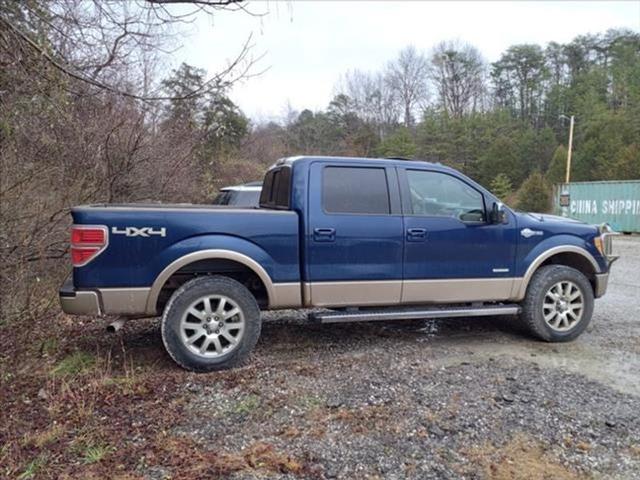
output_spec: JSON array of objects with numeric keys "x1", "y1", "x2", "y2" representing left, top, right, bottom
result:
[{"x1": 552, "y1": 181, "x2": 640, "y2": 233}]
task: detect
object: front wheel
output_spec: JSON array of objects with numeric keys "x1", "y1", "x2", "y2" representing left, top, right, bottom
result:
[
  {"x1": 519, "y1": 265, "x2": 594, "y2": 342},
  {"x1": 161, "y1": 276, "x2": 261, "y2": 372}
]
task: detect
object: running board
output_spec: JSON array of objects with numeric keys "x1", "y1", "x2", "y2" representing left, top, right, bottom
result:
[{"x1": 310, "y1": 304, "x2": 521, "y2": 324}]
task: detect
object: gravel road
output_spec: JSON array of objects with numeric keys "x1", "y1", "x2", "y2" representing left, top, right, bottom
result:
[{"x1": 166, "y1": 237, "x2": 640, "y2": 479}]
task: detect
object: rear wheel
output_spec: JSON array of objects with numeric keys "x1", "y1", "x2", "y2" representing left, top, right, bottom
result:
[
  {"x1": 520, "y1": 265, "x2": 594, "y2": 342},
  {"x1": 161, "y1": 276, "x2": 261, "y2": 372}
]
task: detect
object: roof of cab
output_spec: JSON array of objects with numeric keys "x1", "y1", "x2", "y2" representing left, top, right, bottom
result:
[{"x1": 273, "y1": 155, "x2": 452, "y2": 172}]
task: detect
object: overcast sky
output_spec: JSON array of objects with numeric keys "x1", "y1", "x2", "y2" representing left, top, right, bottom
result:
[{"x1": 177, "y1": 1, "x2": 640, "y2": 121}]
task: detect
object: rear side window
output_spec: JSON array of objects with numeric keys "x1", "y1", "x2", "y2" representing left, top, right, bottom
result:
[
  {"x1": 323, "y1": 166, "x2": 390, "y2": 215},
  {"x1": 260, "y1": 167, "x2": 291, "y2": 209}
]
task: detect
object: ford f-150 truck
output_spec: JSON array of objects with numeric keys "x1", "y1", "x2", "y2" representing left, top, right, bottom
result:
[{"x1": 60, "y1": 156, "x2": 617, "y2": 371}]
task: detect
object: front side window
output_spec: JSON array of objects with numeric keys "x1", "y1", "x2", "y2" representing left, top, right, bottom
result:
[
  {"x1": 406, "y1": 170, "x2": 485, "y2": 222},
  {"x1": 323, "y1": 166, "x2": 390, "y2": 214}
]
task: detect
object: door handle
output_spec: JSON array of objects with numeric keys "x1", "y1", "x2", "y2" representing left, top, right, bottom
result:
[
  {"x1": 313, "y1": 227, "x2": 336, "y2": 242},
  {"x1": 406, "y1": 228, "x2": 427, "y2": 241}
]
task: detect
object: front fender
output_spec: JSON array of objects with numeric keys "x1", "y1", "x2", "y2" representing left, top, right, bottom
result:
[{"x1": 514, "y1": 234, "x2": 603, "y2": 299}]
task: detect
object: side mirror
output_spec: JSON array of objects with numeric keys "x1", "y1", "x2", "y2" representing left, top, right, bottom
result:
[{"x1": 490, "y1": 202, "x2": 507, "y2": 224}]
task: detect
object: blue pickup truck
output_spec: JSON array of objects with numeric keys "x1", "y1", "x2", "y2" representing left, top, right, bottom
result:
[{"x1": 60, "y1": 156, "x2": 617, "y2": 371}]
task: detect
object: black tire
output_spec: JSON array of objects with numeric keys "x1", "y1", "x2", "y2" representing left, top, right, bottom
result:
[
  {"x1": 161, "y1": 276, "x2": 261, "y2": 372},
  {"x1": 519, "y1": 265, "x2": 594, "y2": 342}
]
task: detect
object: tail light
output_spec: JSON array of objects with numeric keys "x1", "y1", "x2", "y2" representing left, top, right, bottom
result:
[{"x1": 70, "y1": 225, "x2": 108, "y2": 267}]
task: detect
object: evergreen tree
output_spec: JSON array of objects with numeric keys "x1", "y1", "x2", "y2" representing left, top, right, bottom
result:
[
  {"x1": 490, "y1": 173, "x2": 513, "y2": 201},
  {"x1": 515, "y1": 172, "x2": 552, "y2": 213},
  {"x1": 375, "y1": 127, "x2": 417, "y2": 158},
  {"x1": 546, "y1": 145, "x2": 568, "y2": 185}
]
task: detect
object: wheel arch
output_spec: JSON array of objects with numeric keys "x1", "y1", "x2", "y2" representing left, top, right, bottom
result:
[
  {"x1": 514, "y1": 245, "x2": 600, "y2": 300},
  {"x1": 146, "y1": 249, "x2": 275, "y2": 315}
]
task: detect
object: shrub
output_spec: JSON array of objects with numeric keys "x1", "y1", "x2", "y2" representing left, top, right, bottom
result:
[
  {"x1": 515, "y1": 172, "x2": 552, "y2": 213},
  {"x1": 489, "y1": 173, "x2": 513, "y2": 201}
]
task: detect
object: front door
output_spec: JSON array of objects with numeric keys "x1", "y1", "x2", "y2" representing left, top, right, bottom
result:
[
  {"x1": 305, "y1": 162, "x2": 404, "y2": 307},
  {"x1": 399, "y1": 167, "x2": 518, "y2": 303}
]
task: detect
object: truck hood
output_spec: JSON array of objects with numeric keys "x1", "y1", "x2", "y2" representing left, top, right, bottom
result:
[
  {"x1": 524, "y1": 212, "x2": 585, "y2": 224},
  {"x1": 514, "y1": 211, "x2": 599, "y2": 238}
]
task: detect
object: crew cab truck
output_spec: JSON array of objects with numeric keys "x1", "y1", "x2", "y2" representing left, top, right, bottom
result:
[{"x1": 60, "y1": 156, "x2": 617, "y2": 371}]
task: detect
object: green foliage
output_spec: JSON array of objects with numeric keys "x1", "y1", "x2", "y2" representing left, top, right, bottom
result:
[
  {"x1": 82, "y1": 444, "x2": 113, "y2": 464},
  {"x1": 515, "y1": 172, "x2": 552, "y2": 213},
  {"x1": 17, "y1": 454, "x2": 47, "y2": 480},
  {"x1": 612, "y1": 144, "x2": 640, "y2": 179},
  {"x1": 491, "y1": 44, "x2": 549, "y2": 123},
  {"x1": 50, "y1": 351, "x2": 96, "y2": 377},
  {"x1": 230, "y1": 394, "x2": 260, "y2": 416},
  {"x1": 375, "y1": 127, "x2": 417, "y2": 158},
  {"x1": 490, "y1": 173, "x2": 513, "y2": 201},
  {"x1": 546, "y1": 145, "x2": 568, "y2": 184}
]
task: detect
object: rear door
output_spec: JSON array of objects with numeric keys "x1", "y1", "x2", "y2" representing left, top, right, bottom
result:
[
  {"x1": 305, "y1": 162, "x2": 404, "y2": 307},
  {"x1": 399, "y1": 167, "x2": 518, "y2": 303}
]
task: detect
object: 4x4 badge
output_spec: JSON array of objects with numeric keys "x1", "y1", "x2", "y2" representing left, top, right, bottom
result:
[{"x1": 112, "y1": 226, "x2": 166, "y2": 238}]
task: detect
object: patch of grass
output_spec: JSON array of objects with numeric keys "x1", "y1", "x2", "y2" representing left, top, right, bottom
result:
[
  {"x1": 231, "y1": 394, "x2": 260, "y2": 416},
  {"x1": 40, "y1": 338, "x2": 59, "y2": 357},
  {"x1": 50, "y1": 351, "x2": 96, "y2": 377},
  {"x1": 22, "y1": 423, "x2": 65, "y2": 448},
  {"x1": 101, "y1": 374, "x2": 142, "y2": 395},
  {"x1": 82, "y1": 444, "x2": 113, "y2": 464},
  {"x1": 17, "y1": 454, "x2": 47, "y2": 479},
  {"x1": 297, "y1": 394, "x2": 324, "y2": 410}
]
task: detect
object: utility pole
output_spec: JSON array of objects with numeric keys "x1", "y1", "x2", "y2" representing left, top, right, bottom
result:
[
  {"x1": 558, "y1": 114, "x2": 575, "y2": 217},
  {"x1": 565, "y1": 115, "x2": 574, "y2": 184}
]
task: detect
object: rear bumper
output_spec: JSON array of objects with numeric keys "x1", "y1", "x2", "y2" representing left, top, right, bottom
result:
[
  {"x1": 59, "y1": 276, "x2": 150, "y2": 316},
  {"x1": 59, "y1": 276, "x2": 101, "y2": 315},
  {"x1": 594, "y1": 272, "x2": 609, "y2": 298}
]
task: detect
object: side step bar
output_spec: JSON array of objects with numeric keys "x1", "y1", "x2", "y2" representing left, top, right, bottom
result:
[{"x1": 311, "y1": 304, "x2": 521, "y2": 324}]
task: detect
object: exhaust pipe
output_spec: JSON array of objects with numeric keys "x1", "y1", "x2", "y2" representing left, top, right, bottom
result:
[{"x1": 107, "y1": 319, "x2": 126, "y2": 333}]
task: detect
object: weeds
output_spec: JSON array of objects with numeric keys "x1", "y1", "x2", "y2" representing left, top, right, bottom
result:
[
  {"x1": 82, "y1": 444, "x2": 113, "y2": 464},
  {"x1": 22, "y1": 423, "x2": 65, "y2": 448},
  {"x1": 17, "y1": 454, "x2": 47, "y2": 479},
  {"x1": 50, "y1": 351, "x2": 96, "y2": 377},
  {"x1": 297, "y1": 394, "x2": 324, "y2": 410},
  {"x1": 231, "y1": 394, "x2": 260, "y2": 416}
]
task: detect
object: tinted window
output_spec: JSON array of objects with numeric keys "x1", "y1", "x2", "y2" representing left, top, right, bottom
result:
[
  {"x1": 212, "y1": 191, "x2": 232, "y2": 205},
  {"x1": 323, "y1": 167, "x2": 390, "y2": 214},
  {"x1": 259, "y1": 171, "x2": 274, "y2": 206},
  {"x1": 259, "y1": 167, "x2": 291, "y2": 209},
  {"x1": 406, "y1": 170, "x2": 485, "y2": 222},
  {"x1": 214, "y1": 190, "x2": 261, "y2": 207}
]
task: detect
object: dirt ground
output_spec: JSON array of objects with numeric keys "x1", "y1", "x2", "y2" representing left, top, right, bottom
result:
[{"x1": 2, "y1": 237, "x2": 639, "y2": 479}]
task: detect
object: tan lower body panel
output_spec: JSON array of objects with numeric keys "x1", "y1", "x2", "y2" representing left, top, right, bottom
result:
[
  {"x1": 306, "y1": 278, "x2": 521, "y2": 308},
  {"x1": 89, "y1": 278, "x2": 522, "y2": 315},
  {"x1": 100, "y1": 288, "x2": 151, "y2": 315},
  {"x1": 106, "y1": 283, "x2": 301, "y2": 315},
  {"x1": 306, "y1": 280, "x2": 402, "y2": 308},
  {"x1": 402, "y1": 278, "x2": 517, "y2": 303},
  {"x1": 270, "y1": 283, "x2": 303, "y2": 309}
]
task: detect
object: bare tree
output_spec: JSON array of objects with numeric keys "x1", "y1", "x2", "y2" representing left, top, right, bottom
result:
[
  {"x1": 430, "y1": 40, "x2": 487, "y2": 117},
  {"x1": 385, "y1": 46, "x2": 429, "y2": 127},
  {"x1": 0, "y1": 0, "x2": 264, "y2": 321},
  {"x1": 336, "y1": 69, "x2": 400, "y2": 139},
  {"x1": 0, "y1": 0, "x2": 261, "y2": 102}
]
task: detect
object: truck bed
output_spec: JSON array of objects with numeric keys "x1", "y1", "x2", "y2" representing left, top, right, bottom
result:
[{"x1": 71, "y1": 204, "x2": 300, "y2": 289}]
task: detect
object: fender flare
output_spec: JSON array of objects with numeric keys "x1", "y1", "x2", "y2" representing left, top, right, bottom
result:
[
  {"x1": 513, "y1": 245, "x2": 600, "y2": 300},
  {"x1": 145, "y1": 249, "x2": 275, "y2": 314}
]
